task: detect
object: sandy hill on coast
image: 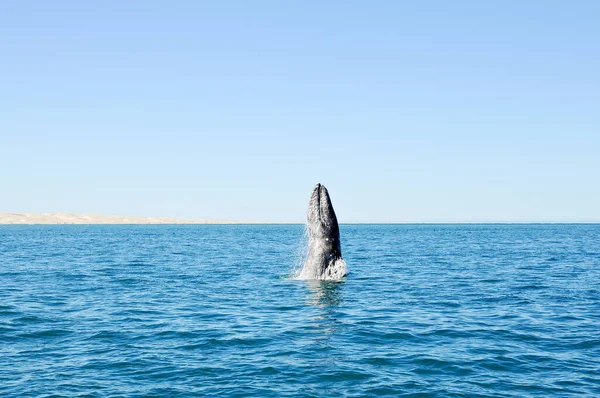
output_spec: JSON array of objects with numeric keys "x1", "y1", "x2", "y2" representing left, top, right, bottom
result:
[{"x1": 0, "y1": 213, "x2": 238, "y2": 225}]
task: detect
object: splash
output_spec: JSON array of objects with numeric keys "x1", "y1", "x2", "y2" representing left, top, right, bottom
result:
[
  {"x1": 290, "y1": 226, "x2": 344, "y2": 280},
  {"x1": 319, "y1": 258, "x2": 347, "y2": 281},
  {"x1": 288, "y1": 224, "x2": 309, "y2": 279},
  {"x1": 295, "y1": 257, "x2": 347, "y2": 280},
  {"x1": 292, "y1": 229, "x2": 348, "y2": 281}
]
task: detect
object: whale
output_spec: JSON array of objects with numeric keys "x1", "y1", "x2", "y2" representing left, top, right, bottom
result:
[{"x1": 298, "y1": 184, "x2": 347, "y2": 280}]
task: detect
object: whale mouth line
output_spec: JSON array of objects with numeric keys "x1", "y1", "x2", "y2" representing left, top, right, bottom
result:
[
  {"x1": 315, "y1": 184, "x2": 322, "y2": 220},
  {"x1": 315, "y1": 184, "x2": 327, "y2": 227}
]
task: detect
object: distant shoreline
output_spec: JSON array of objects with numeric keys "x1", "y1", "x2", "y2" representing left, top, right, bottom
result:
[
  {"x1": 0, "y1": 213, "x2": 239, "y2": 225},
  {"x1": 0, "y1": 213, "x2": 597, "y2": 225}
]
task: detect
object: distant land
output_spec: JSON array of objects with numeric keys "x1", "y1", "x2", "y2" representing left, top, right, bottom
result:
[
  {"x1": 0, "y1": 213, "x2": 240, "y2": 225},
  {"x1": 1, "y1": 213, "x2": 597, "y2": 225}
]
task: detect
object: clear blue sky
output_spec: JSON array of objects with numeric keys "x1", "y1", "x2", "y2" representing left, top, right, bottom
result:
[{"x1": 1, "y1": 1, "x2": 599, "y2": 222}]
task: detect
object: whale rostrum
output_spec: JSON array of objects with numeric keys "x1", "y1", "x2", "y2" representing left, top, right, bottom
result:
[{"x1": 298, "y1": 184, "x2": 347, "y2": 280}]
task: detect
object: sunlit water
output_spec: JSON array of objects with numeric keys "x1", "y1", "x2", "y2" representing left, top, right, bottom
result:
[{"x1": 1, "y1": 224, "x2": 599, "y2": 397}]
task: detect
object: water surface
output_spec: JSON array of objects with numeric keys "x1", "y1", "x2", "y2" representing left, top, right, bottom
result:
[{"x1": 1, "y1": 224, "x2": 599, "y2": 396}]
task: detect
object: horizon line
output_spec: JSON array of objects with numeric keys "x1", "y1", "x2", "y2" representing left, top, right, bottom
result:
[{"x1": 0, "y1": 213, "x2": 598, "y2": 225}]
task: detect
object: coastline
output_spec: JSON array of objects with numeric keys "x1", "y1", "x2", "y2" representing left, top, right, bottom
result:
[
  {"x1": 1, "y1": 213, "x2": 597, "y2": 225},
  {"x1": 0, "y1": 213, "x2": 240, "y2": 225}
]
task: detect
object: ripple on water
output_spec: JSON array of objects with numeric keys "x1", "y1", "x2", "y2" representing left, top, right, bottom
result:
[{"x1": 0, "y1": 224, "x2": 599, "y2": 397}]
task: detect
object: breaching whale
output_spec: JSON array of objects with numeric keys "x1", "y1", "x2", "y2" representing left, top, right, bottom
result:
[{"x1": 298, "y1": 184, "x2": 347, "y2": 280}]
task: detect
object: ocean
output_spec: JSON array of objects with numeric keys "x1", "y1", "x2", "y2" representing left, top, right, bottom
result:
[{"x1": 1, "y1": 224, "x2": 599, "y2": 397}]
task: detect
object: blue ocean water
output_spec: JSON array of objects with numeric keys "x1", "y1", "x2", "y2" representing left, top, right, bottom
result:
[{"x1": 1, "y1": 224, "x2": 599, "y2": 397}]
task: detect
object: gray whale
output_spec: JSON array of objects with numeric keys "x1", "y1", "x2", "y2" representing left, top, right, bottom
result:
[{"x1": 298, "y1": 184, "x2": 347, "y2": 280}]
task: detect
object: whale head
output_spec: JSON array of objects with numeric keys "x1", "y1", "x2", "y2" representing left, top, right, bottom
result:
[
  {"x1": 307, "y1": 184, "x2": 340, "y2": 248},
  {"x1": 300, "y1": 183, "x2": 346, "y2": 280}
]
